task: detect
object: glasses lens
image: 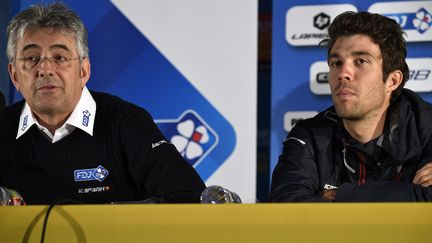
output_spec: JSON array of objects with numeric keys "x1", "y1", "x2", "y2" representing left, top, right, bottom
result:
[{"x1": 23, "y1": 56, "x2": 40, "y2": 69}]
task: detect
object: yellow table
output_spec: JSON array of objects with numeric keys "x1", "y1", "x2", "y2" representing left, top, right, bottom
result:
[{"x1": 1, "y1": 203, "x2": 431, "y2": 243}]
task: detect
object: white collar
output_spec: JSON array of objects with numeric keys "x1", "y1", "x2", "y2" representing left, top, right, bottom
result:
[
  {"x1": 16, "y1": 86, "x2": 96, "y2": 140},
  {"x1": 65, "y1": 86, "x2": 96, "y2": 136}
]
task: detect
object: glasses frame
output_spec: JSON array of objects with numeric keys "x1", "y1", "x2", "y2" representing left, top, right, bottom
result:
[{"x1": 15, "y1": 56, "x2": 84, "y2": 70}]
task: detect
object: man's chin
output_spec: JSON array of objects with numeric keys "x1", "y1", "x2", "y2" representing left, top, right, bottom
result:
[
  {"x1": 335, "y1": 107, "x2": 361, "y2": 120},
  {"x1": 33, "y1": 102, "x2": 67, "y2": 116},
  {"x1": 337, "y1": 112, "x2": 362, "y2": 121}
]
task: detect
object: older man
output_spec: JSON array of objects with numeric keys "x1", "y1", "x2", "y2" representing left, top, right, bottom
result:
[{"x1": 0, "y1": 3, "x2": 205, "y2": 204}]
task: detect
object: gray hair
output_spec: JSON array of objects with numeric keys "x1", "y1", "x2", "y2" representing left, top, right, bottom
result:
[{"x1": 6, "y1": 2, "x2": 89, "y2": 63}]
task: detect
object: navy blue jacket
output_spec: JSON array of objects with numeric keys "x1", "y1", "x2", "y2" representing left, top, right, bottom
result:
[{"x1": 271, "y1": 89, "x2": 432, "y2": 202}]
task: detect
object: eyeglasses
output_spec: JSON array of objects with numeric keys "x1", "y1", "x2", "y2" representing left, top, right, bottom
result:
[{"x1": 16, "y1": 55, "x2": 83, "y2": 70}]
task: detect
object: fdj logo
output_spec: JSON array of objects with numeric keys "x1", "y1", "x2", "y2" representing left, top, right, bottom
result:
[
  {"x1": 74, "y1": 165, "x2": 109, "y2": 182},
  {"x1": 385, "y1": 8, "x2": 432, "y2": 34},
  {"x1": 156, "y1": 110, "x2": 218, "y2": 167}
]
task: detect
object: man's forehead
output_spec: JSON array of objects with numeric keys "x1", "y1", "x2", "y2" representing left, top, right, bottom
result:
[
  {"x1": 330, "y1": 34, "x2": 381, "y2": 57},
  {"x1": 21, "y1": 26, "x2": 74, "y2": 38},
  {"x1": 18, "y1": 27, "x2": 76, "y2": 51}
]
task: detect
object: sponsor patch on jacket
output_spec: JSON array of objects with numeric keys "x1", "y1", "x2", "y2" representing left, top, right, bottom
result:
[
  {"x1": 324, "y1": 184, "x2": 338, "y2": 190},
  {"x1": 74, "y1": 165, "x2": 109, "y2": 182}
]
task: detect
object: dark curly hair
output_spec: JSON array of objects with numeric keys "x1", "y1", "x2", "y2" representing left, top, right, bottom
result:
[{"x1": 320, "y1": 11, "x2": 409, "y2": 102}]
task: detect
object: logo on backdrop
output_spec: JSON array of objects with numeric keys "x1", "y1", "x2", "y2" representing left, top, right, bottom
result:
[
  {"x1": 309, "y1": 61, "x2": 330, "y2": 95},
  {"x1": 368, "y1": 1, "x2": 432, "y2": 42},
  {"x1": 285, "y1": 4, "x2": 357, "y2": 46},
  {"x1": 284, "y1": 111, "x2": 318, "y2": 132},
  {"x1": 314, "y1": 13, "x2": 331, "y2": 30},
  {"x1": 384, "y1": 8, "x2": 431, "y2": 34},
  {"x1": 156, "y1": 110, "x2": 219, "y2": 167},
  {"x1": 74, "y1": 165, "x2": 109, "y2": 182},
  {"x1": 405, "y1": 58, "x2": 432, "y2": 92}
]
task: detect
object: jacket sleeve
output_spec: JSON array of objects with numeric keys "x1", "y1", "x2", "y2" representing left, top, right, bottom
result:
[
  {"x1": 335, "y1": 136, "x2": 432, "y2": 202},
  {"x1": 121, "y1": 106, "x2": 206, "y2": 203},
  {"x1": 270, "y1": 124, "x2": 327, "y2": 202},
  {"x1": 336, "y1": 182, "x2": 432, "y2": 202}
]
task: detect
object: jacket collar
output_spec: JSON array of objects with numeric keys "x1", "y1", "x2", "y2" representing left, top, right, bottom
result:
[{"x1": 327, "y1": 89, "x2": 424, "y2": 165}]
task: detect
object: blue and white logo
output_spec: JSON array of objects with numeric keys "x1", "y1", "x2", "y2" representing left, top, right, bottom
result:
[
  {"x1": 369, "y1": 1, "x2": 432, "y2": 42},
  {"x1": 156, "y1": 110, "x2": 219, "y2": 167},
  {"x1": 413, "y1": 8, "x2": 432, "y2": 34},
  {"x1": 21, "y1": 115, "x2": 28, "y2": 131},
  {"x1": 82, "y1": 110, "x2": 91, "y2": 127},
  {"x1": 384, "y1": 8, "x2": 431, "y2": 34},
  {"x1": 74, "y1": 165, "x2": 109, "y2": 182}
]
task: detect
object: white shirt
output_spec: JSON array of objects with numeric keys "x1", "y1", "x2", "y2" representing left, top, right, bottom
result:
[{"x1": 16, "y1": 86, "x2": 96, "y2": 143}]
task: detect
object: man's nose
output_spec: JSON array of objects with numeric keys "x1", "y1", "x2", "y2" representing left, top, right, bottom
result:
[
  {"x1": 337, "y1": 63, "x2": 354, "y2": 82},
  {"x1": 37, "y1": 57, "x2": 55, "y2": 77}
]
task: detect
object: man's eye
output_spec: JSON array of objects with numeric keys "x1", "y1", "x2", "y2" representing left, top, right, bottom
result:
[
  {"x1": 329, "y1": 61, "x2": 341, "y2": 67},
  {"x1": 355, "y1": 59, "x2": 367, "y2": 65},
  {"x1": 25, "y1": 56, "x2": 40, "y2": 63},
  {"x1": 53, "y1": 55, "x2": 67, "y2": 62}
]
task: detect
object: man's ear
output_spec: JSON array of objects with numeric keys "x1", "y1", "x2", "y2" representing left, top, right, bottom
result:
[
  {"x1": 80, "y1": 58, "x2": 91, "y2": 87},
  {"x1": 385, "y1": 70, "x2": 403, "y2": 93},
  {"x1": 8, "y1": 63, "x2": 20, "y2": 92}
]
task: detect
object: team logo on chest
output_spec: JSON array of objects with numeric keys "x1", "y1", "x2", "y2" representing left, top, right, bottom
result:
[{"x1": 74, "y1": 165, "x2": 109, "y2": 182}]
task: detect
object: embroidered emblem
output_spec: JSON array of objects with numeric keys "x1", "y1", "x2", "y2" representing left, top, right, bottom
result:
[
  {"x1": 21, "y1": 115, "x2": 28, "y2": 131},
  {"x1": 74, "y1": 165, "x2": 109, "y2": 182},
  {"x1": 82, "y1": 110, "x2": 91, "y2": 127},
  {"x1": 324, "y1": 184, "x2": 338, "y2": 190},
  {"x1": 152, "y1": 140, "x2": 168, "y2": 148}
]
